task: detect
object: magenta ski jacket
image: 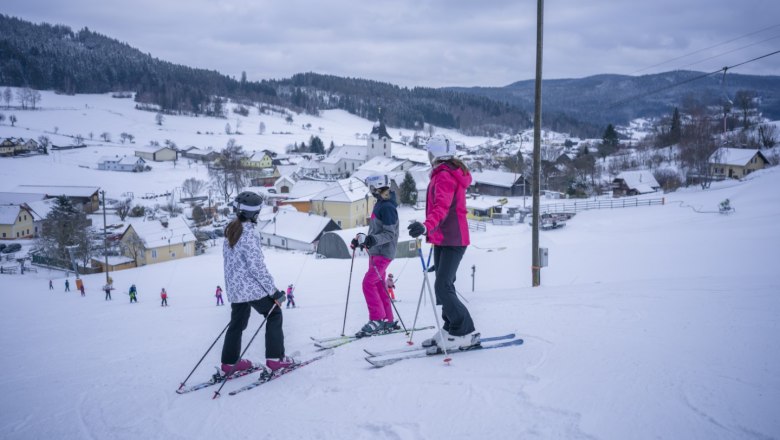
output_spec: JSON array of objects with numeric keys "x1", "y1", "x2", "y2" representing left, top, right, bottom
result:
[{"x1": 423, "y1": 162, "x2": 472, "y2": 247}]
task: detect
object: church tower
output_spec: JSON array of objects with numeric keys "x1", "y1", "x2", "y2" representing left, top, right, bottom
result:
[{"x1": 367, "y1": 109, "x2": 392, "y2": 160}]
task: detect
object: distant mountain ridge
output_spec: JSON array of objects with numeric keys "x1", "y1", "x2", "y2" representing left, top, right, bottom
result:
[
  {"x1": 449, "y1": 71, "x2": 780, "y2": 136},
  {"x1": 2, "y1": 14, "x2": 778, "y2": 138}
]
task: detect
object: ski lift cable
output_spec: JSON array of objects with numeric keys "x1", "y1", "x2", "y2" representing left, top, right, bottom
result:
[
  {"x1": 631, "y1": 23, "x2": 780, "y2": 74},
  {"x1": 609, "y1": 49, "x2": 780, "y2": 109}
]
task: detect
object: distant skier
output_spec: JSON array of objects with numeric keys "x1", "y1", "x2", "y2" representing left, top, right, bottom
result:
[
  {"x1": 286, "y1": 284, "x2": 296, "y2": 309},
  {"x1": 104, "y1": 284, "x2": 113, "y2": 301},
  {"x1": 219, "y1": 191, "x2": 296, "y2": 375},
  {"x1": 65, "y1": 279, "x2": 70, "y2": 292},
  {"x1": 129, "y1": 284, "x2": 138, "y2": 303},
  {"x1": 49, "y1": 280, "x2": 53, "y2": 290},
  {"x1": 351, "y1": 174, "x2": 400, "y2": 336},
  {"x1": 160, "y1": 288, "x2": 168, "y2": 307},
  {"x1": 215, "y1": 285, "x2": 224, "y2": 306},
  {"x1": 79, "y1": 284, "x2": 86, "y2": 297},
  {"x1": 386, "y1": 273, "x2": 396, "y2": 301}
]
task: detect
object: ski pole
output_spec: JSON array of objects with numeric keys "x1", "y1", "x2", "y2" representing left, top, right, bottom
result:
[
  {"x1": 177, "y1": 322, "x2": 230, "y2": 391},
  {"x1": 455, "y1": 288, "x2": 470, "y2": 304},
  {"x1": 417, "y1": 239, "x2": 451, "y2": 364},
  {"x1": 340, "y1": 246, "x2": 358, "y2": 336},
  {"x1": 213, "y1": 303, "x2": 278, "y2": 399},
  {"x1": 408, "y1": 245, "x2": 433, "y2": 345},
  {"x1": 372, "y1": 264, "x2": 409, "y2": 334}
]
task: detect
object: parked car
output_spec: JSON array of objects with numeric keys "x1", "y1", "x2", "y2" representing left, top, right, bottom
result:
[{"x1": 1, "y1": 243, "x2": 22, "y2": 254}]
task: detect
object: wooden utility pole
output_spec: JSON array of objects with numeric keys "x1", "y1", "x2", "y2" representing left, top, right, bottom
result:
[
  {"x1": 531, "y1": 0, "x2": 544, "y2": 287},
  {"x1": 101, "y1": 190, "x2": 110, "y2": 285}
]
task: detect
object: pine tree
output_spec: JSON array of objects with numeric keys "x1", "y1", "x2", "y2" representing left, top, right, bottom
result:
[
  {"x1": 37, "y1": 196, "x2": 91, "y2": 261},
  {"x1": 669, "y1": 107, "x2": 682, "y2": 145},
  {"x1": 399, "y1": 172, "x2": 417, "y2": 206}
]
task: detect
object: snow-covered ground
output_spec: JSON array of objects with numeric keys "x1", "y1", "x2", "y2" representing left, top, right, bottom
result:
[{"x1": 1, "y1": 91, "x2": 779, "y2": 439}]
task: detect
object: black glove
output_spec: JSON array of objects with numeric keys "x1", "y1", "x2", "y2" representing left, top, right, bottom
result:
[
  {"x1": 427, "y1": 265, "x2": 435, "y2": 273},
  {"x1": 408, "y1": 221, "x2": 426, "y2": 238},
  {"x1": 271, "y1": 290, "x2": 286, "y2": 304},
  {"x1": 350, "y1": 238, "x2": 360, "y2": 250},
  {"x1": 363, "y1": 235, "x2": 377, "y2": 249}
]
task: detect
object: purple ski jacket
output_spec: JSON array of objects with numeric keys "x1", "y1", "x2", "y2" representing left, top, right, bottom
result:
[{"x1": 423, "y1": 162, "x2": 471, "y2": 247}]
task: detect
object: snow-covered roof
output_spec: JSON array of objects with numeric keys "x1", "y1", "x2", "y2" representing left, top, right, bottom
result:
[
  {"x1": 280, "y1": 180, "x2": 333, "y2": 201},
  {"x1": 259, "y1": 210, "x2": 335, "y2": 243},
  {"x1": 0, "y1": 192, "x2": 47, "y2": 205},
  {"x1": 124, "y1": 216, "x2": 196, "y2": 249},
  {"x1": 324, "y1": 145, "x2": 366, "y2": 163},
  {"x1": 709, "y1": 147, "x2": 763, "y2": 166},
  {"x1": 615, "y1": 171, "x2": 660, "y2": 192},
  {"x1": 311, "y1": 178, "x2": 369, "y2": 203},
  {"x1": 15, "y1": 185, "x2": 99, "y2": 198},
  {"x1": 275, "y1": 165, "x2": 299, "y2": 177},
  {"x1": 466, "y1": 197, "x2": 503, "y2": 210},
  {"x1": 357, "y1": 156, "x2": 408, "y2": 173},
  {"x1": 24, "y1": 199, "x2": 56, "y2": 221},
  {"x1": 471, "y1": 170, "x2": 523, "y2": 188},
  {"x1": 0, "y1": 205, "x2": 28, "y2": 224}
]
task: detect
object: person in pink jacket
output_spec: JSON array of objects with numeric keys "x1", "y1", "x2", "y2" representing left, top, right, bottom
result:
[{"x1": 408, "y1": 134, "x2": 479, "y2": 351}]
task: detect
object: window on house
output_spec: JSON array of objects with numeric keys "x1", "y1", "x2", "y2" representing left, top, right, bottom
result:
[
  {"x1": 170, "y1": 252, "x2": 176, "y2": 258},
  {"x1": 152, "y1": 249, "x2": 158, "y2": 259}
]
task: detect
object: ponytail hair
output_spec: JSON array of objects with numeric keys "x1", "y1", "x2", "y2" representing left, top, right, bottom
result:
[{"x1": 225, "y1": 218, "x2": 244, "y2": 248}]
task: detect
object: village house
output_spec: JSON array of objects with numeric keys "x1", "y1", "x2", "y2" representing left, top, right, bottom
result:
[
  {"x1": 0, "y1": 204, "x2": 35, "y2": 239},
  {"x1": 0, "y1": 138, "x2": 40, "y2": 156},
  {"x1": 470, "y1": 170, "x2": 529, "y2": 197},
  {"x1": 258, "y1": 209, "x2": 340, "y2": 252},
  {"x1": 135, "y1": 146, "x2": 178, "y2": 162},
  {"x1": 612, "y1": 170, "x2": 661, "y2": 197},
  {"x1": 180, "y1": 147, "x2": 219, "y2": 162},
  {"x1": 98, "y1": 155, "x2": 147, "y2": 172},
  {"x1": 241, "y1": 151, "x2": 274, "y2": 169},
  {"x1": 309, "y1": 177, "x2": 373, "y2": 228},
  {"x1": 13, "y1": 185, "x2": 100, "y2": 213},
  {"x1": 119, "y1": 216, "x2": 197, "y2": 267},
  {"x1": 709, "y1": 147, "x2": 769, "y2": 179},
  {"x1": 275, "y1": 180, "x2": 334, "y2": 213}
]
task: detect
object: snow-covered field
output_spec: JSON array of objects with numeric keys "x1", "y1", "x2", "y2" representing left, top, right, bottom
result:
[{"x1": 1, "y1": 91, "x2": 779, "y2": 439}]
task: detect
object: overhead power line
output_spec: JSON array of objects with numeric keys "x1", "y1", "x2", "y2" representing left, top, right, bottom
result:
[
  {"x1": 610, "y1": 49, "x2": 780, "y2": 108},
  {"x1": 631, "y1": 23, "x2": 780, "y2": 74}
]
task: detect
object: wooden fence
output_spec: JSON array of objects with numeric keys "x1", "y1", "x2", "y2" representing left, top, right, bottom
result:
[{"x1": 540, "y1": 197, "x2": 665, "y2": 214}]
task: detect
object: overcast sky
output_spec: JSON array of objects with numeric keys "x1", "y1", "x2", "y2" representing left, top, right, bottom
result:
[{"x1": 4, "y1": 1, "x2": 779, "y2": 88}]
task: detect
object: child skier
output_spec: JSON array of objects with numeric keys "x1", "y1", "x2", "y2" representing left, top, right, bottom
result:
[
  {"x1": 220, "y1": 191, "x2": 296, "y2": 374},
  {"x1": 386, "y1": 273, "x2": 396, "y2": 301},
  {"x1": 350, "y1": 174, "x2": 400, "y2": 336},
  {"x1": 104, "y1": 284, "x2": 113, "y2": 301},
  {"x1": 160, "y1": 288, "x2": 168, "y2": 307},
  {"x1": 216, "y1": 285, "x2": 224, "y2": 306},
  {"x1": 129, "y1": 284, "x2": 138, "y2": 303},
  {"x1": 286, "y1": 284, "x2": 296, "y2": 309}
]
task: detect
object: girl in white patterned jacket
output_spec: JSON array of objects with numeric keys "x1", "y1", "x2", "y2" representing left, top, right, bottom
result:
[{"x1": 220, "y1": 192, "x2": 296, "y2": 375}]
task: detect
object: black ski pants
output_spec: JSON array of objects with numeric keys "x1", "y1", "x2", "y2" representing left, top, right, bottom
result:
[
  {"x1": 433, "y1": 245, "x2": 475, "y2": 336},
  {"x1": 221, "y1": 296, "x2": 284, "y2": 364}
]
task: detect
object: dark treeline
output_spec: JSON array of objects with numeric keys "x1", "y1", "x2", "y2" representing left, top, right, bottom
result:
[{"x1": 0, "y1": 14, "x2": 531, "y2": 135}]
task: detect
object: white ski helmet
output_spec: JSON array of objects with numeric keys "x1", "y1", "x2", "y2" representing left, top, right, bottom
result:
[
  {"x1": 365, "y1": 174, "x2": 391, "y2": 192},
  {"x1": 426, "y1": 134, "x2": 456, "y2": 160}
]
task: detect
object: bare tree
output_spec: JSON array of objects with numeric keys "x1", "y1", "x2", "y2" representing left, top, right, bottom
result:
[
  {"x1": 182, "y1": 178, "x2": 206, "y2": 198},
  {"x1": 100, "y1": 132, "x2": 111, "y2": 142},
  {"x1": 757, "y1": 124, "x2": 777, "y2": 149},
  {"x1": 155, "y1": 113, "x2": 164, "y2": 126},
  {"x1": 734, "y1": 90, "x2": 757, "y2": 130},
  {"x1": 2, "y1": 87, "x2": 11, "y2": 108},
  {"x1": 210, "y1": 139, "x2": 247, "y2": 202},
  {"x1": 121, "y1": 233, "x2": 146, "y2": 267},
  {"x1": 258, "y1": 121, "x2": 266, "y2": 135},
  {"x1": 0, "y1": 113, "x2": 4, "y2": 124},
  {"x1": 37, "y1": 135, "x2": 50, "y2": 153},
  {"x1": 679, "y1": 114, "x2": 718, "y2": 189},
  {"x1": 74, "y1": 134, "x2": 84, "y2": 145},
  {"x1": 28, "y1": 89, "x2": 41, "y2": 109},
  {"x1": 116, "y1": 199, "x2": 132, "y2": 221},
  {"x1": 15, "y1": 88, "x2": 29, "y2": 109},
  {"x1": 9, "y1": 114, "x2": 16, "y2": 126}
]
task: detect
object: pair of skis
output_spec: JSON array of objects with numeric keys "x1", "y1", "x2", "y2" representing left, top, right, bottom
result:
[
  {"x1": 363, "y1": 333, "x2": 524, "y2": 367},
  {"x1": 311, "y1": 325, "x2": 434, "y2": 349},
  {"x1": 176, "y1": 350, "x2": 334, "y2": 397}
]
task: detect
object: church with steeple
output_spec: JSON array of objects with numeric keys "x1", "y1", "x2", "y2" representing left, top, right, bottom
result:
[{"x1": 367, "y1": 115, "x2": 392, "y2": 160}]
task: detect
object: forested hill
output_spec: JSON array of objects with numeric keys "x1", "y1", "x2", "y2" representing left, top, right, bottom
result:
[
  {"x1": 0, "y1": 14, "x2": 531, "y2": 135},
  {"x1": 450, "y1": 71, "x2": 780, "y2": 136}
]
